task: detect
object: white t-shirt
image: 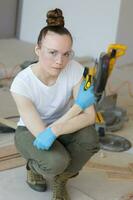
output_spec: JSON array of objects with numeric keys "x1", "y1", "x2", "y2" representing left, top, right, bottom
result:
[{"x1": 10, "y1": 60, "x2": 84, "y2": 126}]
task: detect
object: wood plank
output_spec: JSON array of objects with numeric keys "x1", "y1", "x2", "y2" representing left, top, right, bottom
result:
[
  {"x1": 0, "y1": 117, "x2": 17, "y2": 129},
  {"x1": 0, "y1": 144, "x2": 25, "y2": 171},
  {"x1": 107, "y1": 171, "x2": 133, "y2": 180},
  {"x1": 0, "y1": 145, "x2": 19, "y2": 158},
  {"x1": 0, "y1": 153, "x2": 21, "y2": 162},
  {"x1": 0, "y1": 152, "x2": 20, "y2": 160},
  {"x1": 86, "y1": 162, "x2": 130, "y2": 173},
  {"x1": 0, "y1": 157, "x2": 26, "y2": 171}
]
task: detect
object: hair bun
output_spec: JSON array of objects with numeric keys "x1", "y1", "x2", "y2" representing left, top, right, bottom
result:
[{"x1": 46, "y1": 8, "x2": 64, "y2": 27}]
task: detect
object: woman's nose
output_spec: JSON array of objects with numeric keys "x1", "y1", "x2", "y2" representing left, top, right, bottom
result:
[{"x1": 55, "y1": 54, "x2": 63, "y2": 64}]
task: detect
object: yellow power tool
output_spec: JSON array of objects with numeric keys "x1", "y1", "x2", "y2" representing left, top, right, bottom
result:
[
  {"x1": 107, "y1": 44, "x2": 127, "y2": 75},
  {"x1": 83, "y1": 67, "x2": 96, "y2": 90},
  {"x1": 82, "y1": 44, "x2": 127, "y2": 132},
  {"x1": 83, "y1": 44, "x2": 127, "y2": 93}
]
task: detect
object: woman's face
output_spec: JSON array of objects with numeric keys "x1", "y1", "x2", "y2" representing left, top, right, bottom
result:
[{"x1": 35, "y1": 31, "x2": 73, "y2": 77}]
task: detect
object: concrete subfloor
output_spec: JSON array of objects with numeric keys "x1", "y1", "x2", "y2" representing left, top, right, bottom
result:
[
  {"x1": 0, "y1": 165, "x2": 133, "y2": 200},
  {"x1": 0, "y1": 167, "x2": 94, "y2": 200}
]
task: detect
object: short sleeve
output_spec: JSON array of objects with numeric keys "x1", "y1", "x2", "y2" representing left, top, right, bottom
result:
[
  {"x1": 10, "y1": 76, "x2": 33, "y2": 100},
  {"x1": 71, "y1": 60, "x2": 84, "y2": 86}
]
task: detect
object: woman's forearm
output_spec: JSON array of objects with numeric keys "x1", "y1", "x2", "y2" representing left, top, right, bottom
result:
[
  {"x1": 52, "y1": 104, "x2": 82, "y2": 125},
  {"x1": 51, "y1": 111, "x2": 96, "y2": 137}
]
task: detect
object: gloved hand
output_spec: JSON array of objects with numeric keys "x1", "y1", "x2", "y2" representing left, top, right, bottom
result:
[
  {"x1": 75, "y1": 80, "x2": 96, "y2": 110},
  {"x1": 33, "y1": 127, "x2": 57, "y2": 150}
]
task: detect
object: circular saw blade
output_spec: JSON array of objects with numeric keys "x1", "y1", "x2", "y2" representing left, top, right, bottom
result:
[{"x1": 99, "y1": 134, "x2": 132, "y2": 152}]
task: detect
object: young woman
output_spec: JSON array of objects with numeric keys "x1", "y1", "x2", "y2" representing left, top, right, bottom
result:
[{"x1": 10, "y1": 8, "x2": 99, "y2": 200}]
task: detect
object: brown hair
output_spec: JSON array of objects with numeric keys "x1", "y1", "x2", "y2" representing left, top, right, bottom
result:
[{"x1": 37, "y1": 8, "x2": 73, "y2": 46}]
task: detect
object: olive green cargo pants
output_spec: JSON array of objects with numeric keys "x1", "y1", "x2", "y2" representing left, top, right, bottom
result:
[{"x1": 15, "y1": 125, "x2": 99, "y2": 176}]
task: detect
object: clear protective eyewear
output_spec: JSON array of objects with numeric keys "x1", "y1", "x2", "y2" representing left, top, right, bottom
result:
[{"x1": 43, "y1": 45, "x2": 74, "y2": 61}]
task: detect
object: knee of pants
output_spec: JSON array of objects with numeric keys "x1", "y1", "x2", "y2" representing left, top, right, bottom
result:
[
  {"x1": 32, "y1": 151, "x2": 71, "y2": 176},
  {"x1": 75, "y1": 126, "x2": 100, "y2": 152}
]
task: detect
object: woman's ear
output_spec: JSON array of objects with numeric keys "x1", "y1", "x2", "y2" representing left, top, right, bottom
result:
[{"x1": 35, "y1": 45, "x2": 40, "y2": 56}]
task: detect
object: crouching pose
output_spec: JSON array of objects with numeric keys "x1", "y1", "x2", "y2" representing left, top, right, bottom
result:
[{"x1": 10, "y1": 8, "x2": 99, "y2": 200}]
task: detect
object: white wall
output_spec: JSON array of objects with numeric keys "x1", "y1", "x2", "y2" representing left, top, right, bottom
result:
[
  {"x1": 19, "y1": 0, "x2": 121, "y2": 60},
  {"x1": 116, "y1": 0, "x2": 133, "y2": 65}
]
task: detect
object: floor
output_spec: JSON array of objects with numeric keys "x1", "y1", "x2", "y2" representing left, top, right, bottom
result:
[
  {"x1": 0, "y1": 61, "x2": 133, "y2": 200},
  {"x1": 0, "y1": 161, "x2": 133, "y2": 200},
  {"x1": 0, "y1": 167, "x2": 94, "y2": 200},
  {"x1": 0, "y1": 165, "x2": 133, "y2": 200}
]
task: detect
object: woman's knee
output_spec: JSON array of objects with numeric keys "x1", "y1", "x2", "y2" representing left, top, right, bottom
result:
[
  {"x1": 33, "y1": 150, "x2": 71, "y2": 176},
  {"x1": 44, "y1": 155, "x2": 70, "y2": 175},
  {"x1": 15, "y1": 127, "x2": 71, "y2": 175},
  {"x1": 75, "y1": 125, "x2": 100, "y2": 151},
  {"x1": 29, "y1": 141, "x2": 71, "y2": 176}
]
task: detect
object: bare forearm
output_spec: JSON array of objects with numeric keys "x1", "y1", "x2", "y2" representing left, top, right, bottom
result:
[
  {"x1": 20, "y1": 110, "x2": 46, "y2": 137},
  {"x1": 12, "y1": 94, "x2": 47, "y2": 137},
  {"x1": 51, "y1": 112, "x2": 96, "y2": 136},
  {"x1": 52, "y1": 104, "x2": 82, "y2": 125}
]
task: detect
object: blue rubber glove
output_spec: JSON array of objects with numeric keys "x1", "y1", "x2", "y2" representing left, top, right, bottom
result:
[
  {"x1": 33, "y1": 127, "x2": 57, "y2": 150},
  {"x1": 75, "y1": 80, "x2": 96, "y2": 110}
]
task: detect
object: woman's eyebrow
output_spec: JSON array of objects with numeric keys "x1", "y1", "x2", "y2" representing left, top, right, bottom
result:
[{"x1": 47, "y1": 47, "x2": 71, "y2": 54}]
